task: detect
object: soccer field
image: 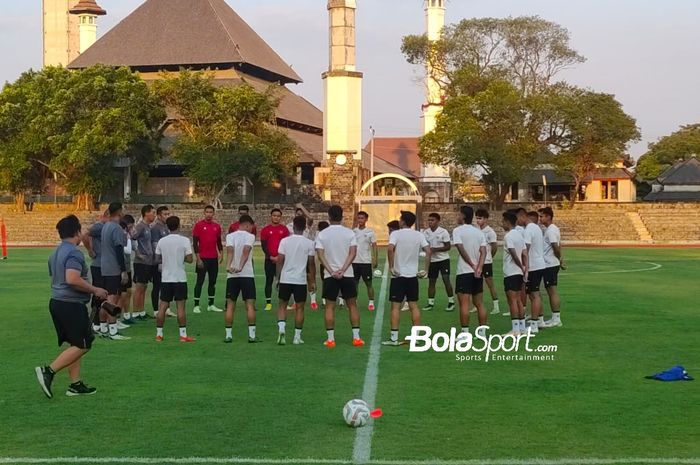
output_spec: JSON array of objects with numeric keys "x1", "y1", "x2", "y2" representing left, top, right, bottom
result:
[{"x1": 1, "y1": 247, "x2": 699, "y2": 465}]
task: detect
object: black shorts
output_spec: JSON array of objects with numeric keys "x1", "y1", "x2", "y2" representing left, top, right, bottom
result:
[
  {"x1": 352, "y1": 263, "x2": 373, "y2": 283},
  {"x1": 389, "y1": 277, "x2": 419, "y2": 303},
  {"x1": 120, "y1": 272, "x2": 133, "y2": 292},
  {"x1": 90, "y1": 266, "x2": 103, "y2": 287},
  {"x1": 543, "y1": 266, "x2": 560, "y2": 288},
  {"x1": 133, "y1": 263, "x2": 156, "y2": 284},
  {"x1": 279, "y1": 283, "x2": 308, "y2": 303},
  {"x1": 49, "y1": 299, "x2": 94, "y2": 349},
  {"x1": 428, "y1": 259, "x2": 450, "y2": 279},
  {"x1": 226, "y1": 277, "x2": 256, "y2": 301},
  {"x1": 160, "y1": 282, "x2": 188, "y2": 302},
  {"x1": 526, "y1": 269, "x2": 544, "y2": 293},
  {"x1": 504, "y1": 275, "x2": 524, "y2": 293},
  {"x1": 322, "y1": 277, "x2": 357, "y2": 301},
  {"x1": 482, "y1": 263, "x2": 494, "y2": 278},
  {"x1": 102, "y1": 275, "x2": 122, "y2": 296},
  {"x1": 456, "y1": 273, "x2": 483, "y2": 295}
]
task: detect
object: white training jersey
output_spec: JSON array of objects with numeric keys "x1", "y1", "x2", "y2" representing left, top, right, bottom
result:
[
  {"x1": 225, "y1": 230, "x2": 255, "y2": 278},
  {"x1": 389, "y1": 228, "x2": 429, "y2": 278},
  {"x1": 515, "y1": 225, "x2": 525, "y2": 237},
  {"x1": 524, "y1": 222, "x2": 546, "y2": 271},
  {"x1": 422, "y1": 227, "x2": 451, "y2": 263},
  {"x1": 481, "y1": 225, "x2": 497, "y2": 265},
  {"x1": 543, "y1": 223, "x2": 561, "y2": 267},
  {"x1": 278, "y1": 234, "x2": 315, "y2": 285},
  {"x1": 315, "y1": 224, "x2": 357, "y2": 279},
  {"x1": 155, "y1": 234, "x2": 192, "y2": 283},
  {"x1": 503, "y1": 229, "x2": 526, "y2": 278},
  {"x1": 452, "y1": 224, "x2": 487, "y2": 275},
  {"x1": 353, "y1": 227, "x2": 377, "y2": 264}
]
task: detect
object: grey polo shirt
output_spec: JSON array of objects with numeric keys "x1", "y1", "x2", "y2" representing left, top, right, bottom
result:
[{"x1": 49, "y1": 241, "x2": 91, "y2": 304}]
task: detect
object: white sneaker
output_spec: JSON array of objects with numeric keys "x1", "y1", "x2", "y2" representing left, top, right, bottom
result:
[
  {"x1": 501, "y1": 311, "x2": 511, "y2": 316},
  {"x1": 490, "y1": 308, "x2": 500, "y2": 315},
  {"x1": 193, "y1": 306, "x2": 201, "y2": 314},
  {"x1": 544, "y1": 319, "x2": 562, "y2": 328},
  {"x1": 537, "y1": 319, "x2": 546, "y2": 328},
  {"x1": 475, "y1": 327, "x2": 487, "y2": 338},
  {"x1": 207, "y1": 305, "x2": 223, "y2": 313},
  {"x1": 115, "y1": 321, "x2": 130, "y2": 330},
  {"x1": 293, "y1": 338, "x2": 305, "y2": 345},
  {"x1": 165, "y1": 309, "x2": 176, "y2": 317},
  {"x1": 109, "y1": 333, "x2": 131, "y2": 340},
  {"x1": 338, "y1": 298, "x2": 346, "y2": 307},
  {"x1": 401, "y1": 302, "x2": 409, "y2": 312},
  {"x1": 505, "y1": 330, "x2": 521, "y2": 336},
  {"x1": 529, "y1": 324, "x2": 539, "y2": 334},
  {"x1": 286, "y1": 304, "x2": 294, "y2": 311},
  {"x1": 469, "y1": 307, "x2": 477, "y2": 313}
]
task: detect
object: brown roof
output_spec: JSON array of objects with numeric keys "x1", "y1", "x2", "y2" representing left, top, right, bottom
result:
[
  {"x1": 68, "y1": 0, "x2": 301, "y2": 84},
  {"x1": 657, "y1": 156, "x2": 700, "y2": 186},
  {"x1": 584, "y1": 167, "x2": 634, "y2": 182},
  {"x1": 69, "y1": 0, "x2": 106, "y2": 16},
  {"x1": 360, "y1": 149, "x2": 415, "y2": 179},
  {"x1": 362, "y1": 137, "x2": 423, "y2": 178},
  {"x1": 284, "y1": 129, "x2": 323, "y2": 164}
]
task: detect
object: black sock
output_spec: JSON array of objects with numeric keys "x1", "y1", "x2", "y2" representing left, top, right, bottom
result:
[
  {"x1": 194, "y1": 298, "x2": 200, "y2": 306},
  {"x1": 266, "y1": 298, "x2": 271, "y2": 304},
  {"x1": 208, "y1": 297, "x2": 214, "y2": 306}
]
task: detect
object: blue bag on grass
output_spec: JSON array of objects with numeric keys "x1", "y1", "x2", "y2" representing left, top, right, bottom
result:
[{"x1": 645, "y1": 365, "x2": 694, "y2": 381}]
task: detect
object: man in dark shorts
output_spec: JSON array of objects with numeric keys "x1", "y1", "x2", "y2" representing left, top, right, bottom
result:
[
  {"x1": 119, "y1": 215, "x2": 136, "y2": 324},
  {"x1": 192, "y1": 205, "x2": 224, "y2": 313},
  {"x1": 539, "y1": 206, "x2": 564, "y2": 328},
  {"x1": 151, "y1": 206, "x2": 170, "y2": 316},
  {"x1": 352, "y1": 211, "x2": 378, "y2": 311},
  {"x1": 501, "y1": 212, "x2": 528, "y2": 335},
  {"x1": 83, "y1": 210, "x2": 107, "y2": 332},
  {"x1": 421, "y1": 212, "x2": 455, "y2": 312},
  {"x1": 224, "y1": 215, "x2": 259, "y2": 343},
  {"x1": 35, "y1": 215, "x2": 108, "y2": 398},
  {"x1": 98, "y1": 202, "x2": 129, "y2": 340},
  {"x1": 132, "y1": 205, "x2": 156, "y2": 320}
]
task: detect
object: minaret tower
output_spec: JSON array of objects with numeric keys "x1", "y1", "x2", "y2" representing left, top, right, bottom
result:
[
  {"x1": 69, "y1": 0, "x2": 106, "y2": 54},
  {"x1": 42, "y1": 0, "x2": 80, "y2": 67},
  {"x1": 323, "y1": 0, "x2": 363, "y2": 219},
  {"x1": 420, "y1": 0, "x2": 451, "y2": 201}
]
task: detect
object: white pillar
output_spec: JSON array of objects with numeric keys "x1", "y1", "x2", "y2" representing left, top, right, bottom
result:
[{"x1": 69, "y1": 0, "x2": 106, "y2": 55}]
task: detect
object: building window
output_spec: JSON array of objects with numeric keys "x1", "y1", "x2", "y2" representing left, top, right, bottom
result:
[
  {"x1": 424, "y1": 191, "x2": 439, "y2": 203},
  {"x1": 601, "y1": 180, "x2": 618, "y2": 200}
]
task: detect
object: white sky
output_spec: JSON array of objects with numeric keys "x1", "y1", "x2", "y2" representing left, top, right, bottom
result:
[{"x1": 1, "y1": 0, "x2": 699, "y2": 158}]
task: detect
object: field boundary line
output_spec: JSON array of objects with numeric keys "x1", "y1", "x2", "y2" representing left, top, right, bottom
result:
[
  {"x1": 564, "y1": 261, "x2": 662, "y2": 275},
  {"x1": 1, "y1": 456, "x2": 700, "y2": 465},
  {"x1": 351, "y1": 261, "x2": 390, "y2": 464}
]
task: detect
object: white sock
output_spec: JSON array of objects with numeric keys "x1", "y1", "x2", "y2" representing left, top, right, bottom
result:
[
  {"x1": 137, "y1": 311, "x2": 145, "y2": 317},
  {"x1": 390, "y1": 330, "x2": 399, "y2": 342},
  {"x1": 553, "y1": 312, "x2": 561, "y2": 322},
  {"x1": 278, "y1": 320, "x2": 286, "y2": 333},
  {"x1": 179, "y1": 327, "x2": 187, "y2": 337},
  {"x1": 352, "y1": 327, "x2": 360, "y2": 340},
  {"x1": 108, "y1": 323, "x2": 118, "y2": 336},
  {"x1": 123, "y1": 312, "x2": 131, "y2": 319},
  {"x1": 511, "y1": 319, "x2": 519, "y2": 332},
  {"x1": 519, "y1": 319, "x2": 527, "y2": 332},
  {"x1": 448, "y1": 296, "x2": 454, "y2": 304},
  {"x1": 493, "y1": 300, "x2": 499, "y2": 311},
  {"x1": 530, "y1": 320, "x2": 538, "y2": 330},
  {"x1": 322, "y1": 298, "x2": 326, "y2": 305},
  {"x1": 100, "y1": 322, "x2": 108, "y2": 333},
  {"x1": 369, "y1": 300, "x2": 374, "y2": 306},
  {"x1": 326, "y1": 329, "x2": 335, "y2": 341},
  {"x1": 310, "y1": 292, "x2": 317, "y2": 302},
  {"x1": 93, "y1": 324, "x2": 100, "y2": 332},
  {"x1": 248, "y1": 325, "x2": 256, "y2": 339},
  {"x1": 294, "y1": 328, "x2": 302, "y2": 340},
  {"x1": 428, "y1": 298, "x2": 435, "y2": 305},
  {"x1": 225, "y1": 327, "x2": 232, "y2": 338},
  {"x1": 156, "y1": 327, "x2": 163, "y2": 337}
]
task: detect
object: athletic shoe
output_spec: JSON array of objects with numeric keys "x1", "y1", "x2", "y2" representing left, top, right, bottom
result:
[
  {"x1": 108, "y1": 333, "x2": 131, "y2": 341},
  {"x1": 502, "y1": 311, "x2": 511, "y2": 316},
  {"x1": 264, "y1": 303, "x2": 272, "y2": 311},
  {"x1": 179, "y1": 336, "x2": 196, "y2": 343},
  {"x1": 310, "y1": 301, "x2": 318, "y2": 311},
  {"x1": 401, "y1": 302, "x2": 409, "y2": 312},
  {"x1": 323, "y1": 340, "x2": 336, "y2": 348},
  {"x1": 381, "y1": 340, "x2": 400, "y2": 346},
  {"x1": 543, "y1": 319, "x2": 563, "y2": 328},
  {"x1": 352, "y1": 338, "x2": 365, "y2": 347},
  {"x1": 537, "y1": 319, "x2": 546, "y2": 329},
  {"x1": 338, "y1": 298, "x2": 346, "y2": 308},
  {"x1": 469, "y1": 307, "x2": 477, "y2": 313},
  {"x1": 207, "y1": 305, "x2": 223, "y2": 313},
  {"x1": 286, "y1": 304, "x2": 294, "y2": 311},
  {"x1": 155, "y1": 335, "x2": 163, "y2": 342},
  {"x1": 490, "y1": 308, "x2": 500, "y2": 315},
  {"x1": 277, "y1": 333, "x2": 286, "y2": 345},
  {"x1": 99, "y1": 331, "x2": 110, "y2": 339},
  {"x1": 529, "y1": 325, "x2": 539, "y2": 334},
  {"x1": 248, "y1": 337, "x2": 262, "y2": 343},
  {"x1": 35, "y1": 366, "x2": 54, "y2": 399},
  {"x1": 122, "y1": 318, "x2": 137, "y2": 325},
  {"x1": 193, "y1": 306, "x2": 201, "y2": 314},
  {"x1": 368, "y1": 303, "x2": 375, "y2": 311},
  {"x1": 422, "y1": 304, "x2": 434, "y2": 311},
  {"x1": 65, "y1": 381, "x2": 97, "y2": 397},
  {"x1": 116, "y1": 321, "x2": 130, "y2": 330},
  {"x1": 293, "y1": 338, "x2": 304, "y2": 345},
  {"x1": 445, "y1": 303, "x2": 455, "y2": 312},
  {"x1": 165, "y1": 309, "x2": 176, "y2": 317},
  {"x1": 223, "y1": 337, "x2": 233, "y2": 344},
  {"x1": 134, "y1": 314, "x2": 147, "y2": 321}
]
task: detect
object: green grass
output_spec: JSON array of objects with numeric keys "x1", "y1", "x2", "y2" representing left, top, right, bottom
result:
[{"x1": 1, "y1": 247, "x2": 699, "y2": 464}]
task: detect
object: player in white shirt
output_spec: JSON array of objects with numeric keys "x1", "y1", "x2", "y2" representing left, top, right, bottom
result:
[
  {"x1": 452, "y1": 206, "x2": 488, "y2": 336},
  {"x1": 224, "y1": 215, "x2": 259, "y2": 343},
  {"x1": 275, "y1": 216, "x2": 316, "y2": 345},
  {"x1": 538, "y1": 207, "x2": 564, "y2": 328},
  {"x1": 475, "y1": 209, "x2": 500, "y2": 315},
  {"x1": 421, "y1": 213, "x2": 455, "y2": 312},
  {"x1": 520, "y1": 210, "x2": 546, "y2": 334},
  {"x1": 353, "y1": 211, "x2": 378, "y2": 311},
  {"x1": 514, "y1": 208, "x2": 529, "y2": 313},
  {"x1": 315, "y1": 205, "x2": 364, "y2": 348},
  {"x1": 154, "y1": 216, "x2": 195, "y2": 342},
  {"x1": 382, "y1": 211, "x2": 430, "y2": 346},
  {"x1": 501, "y1": 212, "x2": 529, "y2": 335}
]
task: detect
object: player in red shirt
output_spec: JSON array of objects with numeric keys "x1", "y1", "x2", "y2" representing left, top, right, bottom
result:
[
  {"x1": 228, "y1": 205, "x2": 258, "y2": 237},
  {"x1": 192, "y1": 205, "x2": 223, "y2": 313},
  {"x1": 260, "y1": 208, "x2": 289, "y2": 311}
]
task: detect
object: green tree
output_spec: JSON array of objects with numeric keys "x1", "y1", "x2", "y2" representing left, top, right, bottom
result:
[
  {"x1": 152, "y1": 70, "x2": 297, "y2": 207},
  {"x1": 636, "y1": 124, "x2": 700, "y2": 180},
  {"x1": 545, "y1": 85, "x2": 640, "y2": 205}
]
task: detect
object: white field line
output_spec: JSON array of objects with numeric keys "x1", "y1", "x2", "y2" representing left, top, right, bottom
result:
[
  {"x1": 563, "y1": 262, "x2": 662, "y2": 275},
  {"x1": 352, "y1": 261, "x2": 390, "y2": 464},
  {"x1": 1, "y1": 456, "x2": 699, "y2": 465}
]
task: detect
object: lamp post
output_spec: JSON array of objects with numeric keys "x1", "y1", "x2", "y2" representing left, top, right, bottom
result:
[{"x1": 370, "y1": 126, "x2": 376, "y2": 196}]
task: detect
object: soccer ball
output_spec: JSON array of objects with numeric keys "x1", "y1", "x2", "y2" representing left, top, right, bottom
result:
[
  {"x1": 343, "y1": 399, "x2": 371, "y2": 427},
  {"x1": 373, "y1": 269, "x2": 383, "y2": 278}
]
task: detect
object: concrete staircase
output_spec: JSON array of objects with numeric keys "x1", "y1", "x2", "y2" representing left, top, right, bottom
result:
[{"x1": 625, "y1": 211, "x2": 653, "y2": 242}]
